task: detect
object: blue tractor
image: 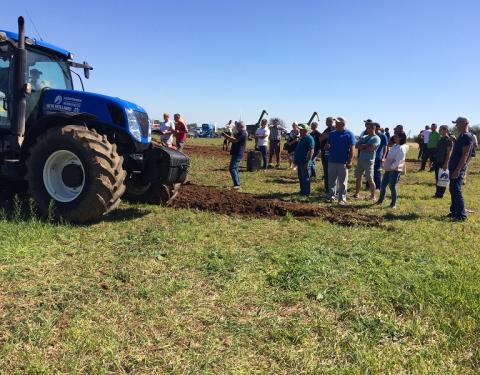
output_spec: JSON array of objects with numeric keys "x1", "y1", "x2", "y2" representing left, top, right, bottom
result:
[
  {"x1": 0, "y1": 17, "x2": 189, "y2": 223},
  {"x1": 199, "y1": 123, "x2": 216, "y2": 138}
]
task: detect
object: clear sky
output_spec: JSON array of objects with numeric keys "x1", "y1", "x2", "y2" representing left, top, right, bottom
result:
[{"x1": 3, "y1": 0, "x2": 479, "y2": 135}]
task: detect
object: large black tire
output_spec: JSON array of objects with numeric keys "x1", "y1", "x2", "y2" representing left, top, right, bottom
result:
[
  {"x1": 26, "y1": 125, "x2": 126, "y2": 223},
  {"x1": 123, "y1": 176, "x2": 180, "y2": 206}
]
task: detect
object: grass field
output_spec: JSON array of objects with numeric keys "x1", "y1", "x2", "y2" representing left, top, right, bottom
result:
[{"x1": 1, "y1": 138, "x2": 479, "y2": 374}]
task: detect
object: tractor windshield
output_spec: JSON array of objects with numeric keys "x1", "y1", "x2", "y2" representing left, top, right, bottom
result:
[
  {"x1": 27, "y1": 49, "x2": 73, "y2": 92},
  {"x1": 26, "y1": 48, "x2": 73, "y2": 123}
]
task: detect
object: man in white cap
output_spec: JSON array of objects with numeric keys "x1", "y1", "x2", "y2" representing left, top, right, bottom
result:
[
  {"x1": 324, "y1": 117, "x2": 356, "y2": 204},
  {"x1": 447, "y1": 116, "x2": 474, "y2": 221}
]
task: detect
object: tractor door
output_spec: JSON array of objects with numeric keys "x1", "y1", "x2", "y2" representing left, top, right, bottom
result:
[{"x1": 0, "y1": 44, "x2": 12, "y2": 129}]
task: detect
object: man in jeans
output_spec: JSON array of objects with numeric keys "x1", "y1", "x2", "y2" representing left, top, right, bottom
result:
[
  {"x1": 254, "y1": 119, "x2": 270, "y2": 169},
  {"x1": 427, "y1": 123, "x2": 440, "y2": 170},
  {"x1": 324, "y1": 117, "x2": 356, "y2": 205},
  {"x1": 319, "y1": 117, "x2": 335, "y2": 192},
  {"x1": 448, "y1": 116, "x2": 473, "y2": 221},
  {"x1": 222, "y1": 121, "x2": 248, "y2": 189},
  {"x1": 268, "y1": 119, "x2": 285, "y2": 168},
  {"x1": 373, "y1": 124, "x2": 388, "y2": 189},
  {"x1": 294, "y1": 124, "x2": 315, "y2": 195},
  {"x1": 309, "y1": 122, "x2": 321, "y2": 178},
  {"x1": 354, "y1": 121, "x2": 380, "y2": 201}
]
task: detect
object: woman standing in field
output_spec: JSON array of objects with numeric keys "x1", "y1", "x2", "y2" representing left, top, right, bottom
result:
[{"x1": 376, "y1": 132, "x2": 408, "y2": 209}]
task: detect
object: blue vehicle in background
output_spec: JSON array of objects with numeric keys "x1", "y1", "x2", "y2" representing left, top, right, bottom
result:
[
  {"x1": 199, "y1": 123, "x2": 217, "y2": 138},
  {"x1": 0, "y1": 17, "x2": 189, "y2": 223}
]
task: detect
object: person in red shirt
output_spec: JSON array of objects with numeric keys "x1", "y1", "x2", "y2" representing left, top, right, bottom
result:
[{"x1": 174, "y1": 113, "x2": 188, "y2": 152}]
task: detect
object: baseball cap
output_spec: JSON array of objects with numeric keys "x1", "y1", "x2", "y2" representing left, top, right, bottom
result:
[
  {"x1": 452, "y1": 116, "x2": 469, "y2": 124},
  {"x1": 298, "y1": 124, "x2": 310, "y2": 132},
  {"x1": 335, "y1": 117, "x2": 346, "y2": 124},
  {"x1": 364, "y1": 119, "x2": 373, "y2": 123}
]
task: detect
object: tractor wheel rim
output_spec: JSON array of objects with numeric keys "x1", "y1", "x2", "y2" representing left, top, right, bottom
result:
[{"x1": 43, "y1": 150, "x2": 85, "y2": 203}]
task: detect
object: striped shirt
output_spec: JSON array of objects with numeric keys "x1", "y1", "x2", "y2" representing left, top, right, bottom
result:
[{"x1": 269, "y1": 126, "x2": 284, "y2": 142}]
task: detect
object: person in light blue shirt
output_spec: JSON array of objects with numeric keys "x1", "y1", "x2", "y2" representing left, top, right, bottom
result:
[
  {"x1": 294, "y1": 124, "x2": 315, "y2": 195},
  {"x1": 324, "y1": 117, "x2": 356, "y2": 204},
  {"x1": 354, "y1": 121, "x2": 381, "y2": 200}
]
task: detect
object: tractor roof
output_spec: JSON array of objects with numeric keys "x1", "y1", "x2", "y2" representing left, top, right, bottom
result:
[{"x1": 0, "y1": 30, "x2": 71, "y2": 58}]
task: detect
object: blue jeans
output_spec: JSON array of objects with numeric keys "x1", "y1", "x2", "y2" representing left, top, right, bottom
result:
[
  {"x1": 258, "y1": 145, "x2": 268, "y2": 168},
  {"x1": 449, "y1": 169, "x2": 466, "y2": 219},
  {"x1": 229, "y1": 156, "x2": 242, "y2": 186},
  {"x1": 378, "y1": 171, "x2": 401, "y2": 206},
  {"x1": 373, "y1": 158, "x2": 382, "y2": 189},
  {"x1": 309, "y1": 158, "x2": 317, "y2": 178},
  {"x1": 297, "y1": 162, "x2": 311, "y2": 195}
]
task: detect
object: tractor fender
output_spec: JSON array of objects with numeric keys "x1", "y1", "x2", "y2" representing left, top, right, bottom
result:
[{"x1": 21, "y1": 112, "x2": 98, "y2": 157}]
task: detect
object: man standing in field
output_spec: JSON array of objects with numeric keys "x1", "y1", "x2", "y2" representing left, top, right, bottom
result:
[
  {"x1": 325, "y1": 117, "x2": 356, "y2": 205},
  {"x1": 426, "y1": 123, "x2": 440, "y2": 171},
  {"x1": 255, "y1": 119, "x2": 270, "y2": 169},
  {"x1": 319, "y1": 116, "x2": 335, "y2": 193},
  {"x1": 309, "y1": 122, "x2": 322, "y2": 179},
  {"x1": 157, "y1": 113, "x2": 175, "y2": 148},
  {"x1": 448, "y1": 117, "x2": 473, "y2": 221},
  {"x1": 294, "y1": 124, "x2": 315, "y2": 195},
  {"x1": 419, "y1": 125, "x2": 432, "y2": 170},
  {"x1": 353, "y1": 121, "x2": 381, "y2": 201},
  {"x1": 268, "y1": 118, "x2": 284, "y2": 169},
  {"x1": 174, "y1": 113, "x2": 188, "y2": 152},
  {"x1": 222, "y1": 121, "x2": 248, "y2": 189},
  {"x1": 373, "y1": 124, "x2": 388, "y2": 189}
]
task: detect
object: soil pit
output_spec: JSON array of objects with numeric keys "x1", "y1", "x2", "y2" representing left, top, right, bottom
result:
[{"x1": 172, "y1": 184, "x2": 382, "y2": 227}]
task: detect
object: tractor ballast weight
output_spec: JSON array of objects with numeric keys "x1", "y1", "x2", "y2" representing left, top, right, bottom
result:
[{"x1": 0, "y1": 17, "x2": 189, "y2": 223}]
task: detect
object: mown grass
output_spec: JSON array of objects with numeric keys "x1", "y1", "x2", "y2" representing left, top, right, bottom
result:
[{"x1": 0, "y1": 138, "x2": 479, "y2": 374}]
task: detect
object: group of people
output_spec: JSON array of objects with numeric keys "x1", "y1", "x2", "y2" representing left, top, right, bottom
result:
[
  {"x1": 221, "y1": 115, "x2": 477, "y2": 221},
  {"x1": 153, "y1": 113, "x2": 188, "y2": 152}
]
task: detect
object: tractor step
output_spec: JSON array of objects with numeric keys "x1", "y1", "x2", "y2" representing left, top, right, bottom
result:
[{"x1": 1, "y1": 159, "x2": 23, "y2": 180}]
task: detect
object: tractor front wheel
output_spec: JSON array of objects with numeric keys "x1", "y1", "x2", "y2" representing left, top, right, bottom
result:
[{"x1": 26, "y1": 125, "x2": 126, "y2": 223}]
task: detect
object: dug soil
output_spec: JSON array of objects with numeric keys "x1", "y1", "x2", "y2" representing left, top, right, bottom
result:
[{"x1": 172, "y1": 183, "x2": 382, "y2": 227}]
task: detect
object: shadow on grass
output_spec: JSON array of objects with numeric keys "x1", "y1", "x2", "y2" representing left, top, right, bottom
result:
[
  {"x1": 266, "y1": 177, "x2": 298, "y2": 184},
  {"x1": 383, "y1": 212, "x2": 420, "y2": 221},
  {"x1": 104, "y1": 207, "x2": 151, "y2": 222}
]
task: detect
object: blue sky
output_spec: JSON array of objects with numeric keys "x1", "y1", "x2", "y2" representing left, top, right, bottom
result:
[{"x1": 3, "y1": 0, "x2": 479, "y2": 134}]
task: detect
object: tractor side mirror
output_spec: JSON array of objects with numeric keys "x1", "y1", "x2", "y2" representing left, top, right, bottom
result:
[{"x1": 83, "y1": 61, "x2": 91, "y2": 79}]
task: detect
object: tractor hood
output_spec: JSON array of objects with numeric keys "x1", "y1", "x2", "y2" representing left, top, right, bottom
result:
[{"x1": 41, "y1": 89, "x2": 151, "y2": 144}]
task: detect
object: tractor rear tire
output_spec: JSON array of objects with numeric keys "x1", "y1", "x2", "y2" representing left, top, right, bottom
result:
[
  {"x1": 26, "y1": 125, "x2": 126, "y2": 223},
  {"x1": 124, "y1": 177, "x2": 180, "y2": 206}
]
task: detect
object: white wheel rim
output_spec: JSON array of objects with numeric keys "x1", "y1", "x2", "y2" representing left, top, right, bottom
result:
[{"x1": 43, "y1": 150, "x2": 85, "y2": 203}]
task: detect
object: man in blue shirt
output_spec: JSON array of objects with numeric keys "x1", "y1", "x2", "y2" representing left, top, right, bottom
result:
[
  {"x1": 374, "y1": 124, "x2": 388, "y2": 189},
  {"x1": 354, "y1": 121, "x2": 381, "y2": 200},
  {"x1": 448, "y1": 116, "x2": 474, "y2": 221},
  {"x1": 222, "y1": 121, "x2": 248, "y2": 189},
  {"x1": 294, "y1": 124, "x2": 315, "y2": 195},
  {"x1": 324, "y1": 117, "x2": 356, "y2": 204}
]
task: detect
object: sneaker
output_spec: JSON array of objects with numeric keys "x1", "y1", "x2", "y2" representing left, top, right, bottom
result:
[
  {"x1": 451, "y1": 216, "x2": 467, "y2": 222},
  {"x1": 375, "y1": 200, "x2": 384, "y2": 206},
  {"x1": 232, "y1": 185, "x2": 241, "y2": 190},
  {"x1": 275, "y1": 164, "x2": 281, "y2": 169},
  {"x1": 352, "y1": 193, "x2": 360, "y2": 199},
  {"x1": 338, "y1": 200, "x2": 346, "y2": 206},
  {"x1": 327, "y1": 197, "x2": 337, "y2": 203},
  {"x1": 388, "y1": 204, "x2": 397, "y2": 209}
]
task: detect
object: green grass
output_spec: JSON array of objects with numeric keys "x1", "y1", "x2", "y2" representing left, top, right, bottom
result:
[{"x1": 0, "y1": 138, "x2": 479, "y2": 374}]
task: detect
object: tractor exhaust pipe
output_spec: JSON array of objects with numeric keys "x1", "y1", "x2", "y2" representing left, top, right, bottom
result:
[{"x1": 11, "y1": 16, "x2": 28, "y2": 149}]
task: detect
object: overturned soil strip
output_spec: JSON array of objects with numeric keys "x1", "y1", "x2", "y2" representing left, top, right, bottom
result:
[{"x1": 172, "y1": 184, "x2": 382, "y2": 227}]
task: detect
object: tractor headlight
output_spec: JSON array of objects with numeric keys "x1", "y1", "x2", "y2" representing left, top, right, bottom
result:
[{"x1": 126, "y1": 108, "x2": 142, "y2": 141}]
